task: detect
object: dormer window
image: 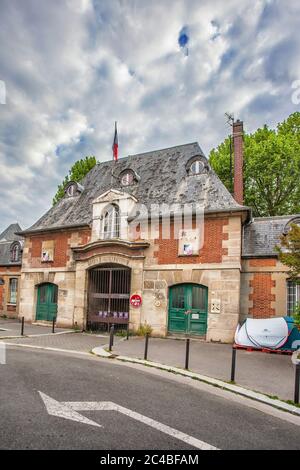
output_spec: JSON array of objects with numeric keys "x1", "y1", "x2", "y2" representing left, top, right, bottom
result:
[
  {"x1": 10, "y1": 242, "x2": 20, "y2": 262},
  {"x1": 283, "y1": 217, "x2": 300, "y2": 234},
  {"x1": 119, "y1": 169, "x2": 136, "y2": 187},
  {"x1": 67, "y1": 183, "x2": 77, "y2": 197},
  {"x1": 188, "y1": 159, "x2": 204, "y2": 175},
  {"x1": 65, "y1": 181, "x2": 84, "y2": 198},
  {"x1": 102, "y1": 204, "x2": 120, "y2": 239}
]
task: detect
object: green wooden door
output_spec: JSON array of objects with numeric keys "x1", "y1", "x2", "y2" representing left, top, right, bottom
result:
[
  {"x1": 36, "y1": 283, "x2": 58, "y2": 321},
  {"x1": 168, "y1": 284, "x2": 208, "y2": 335}
]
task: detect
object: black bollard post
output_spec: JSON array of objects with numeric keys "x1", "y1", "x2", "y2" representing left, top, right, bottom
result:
[
  {"x1": 231, "y1": 347, "x2": 237, "y2": 382},
  {"x1": 126, "y1": 323, "x2": 129, "y2": 340},
  {"x1": 185, "y1": 338, "x2": 190, "y2": 370},
  {"x1": 52, "y1": 317, "x2": 56, "y2": 334},
  {"x1": 294, "y1": 363, "x2": 300, "y2": 404},
  {"x1": 109, "y1": 324, "x2": 114, "y2": 352},
  {"x1": 144, "y1": 333, "x2": 149, "y2": 360},
  {"x1": 21, "y1": 316, "x2": 24, "y2": 336}
]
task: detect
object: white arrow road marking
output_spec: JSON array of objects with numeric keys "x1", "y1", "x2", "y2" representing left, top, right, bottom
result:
[
  {"x1": 39, "y1": 392, "x2": 218, "y2": 450},
  {"x1": 38, "y1": 392, "x2": 102, "y2": 428}
]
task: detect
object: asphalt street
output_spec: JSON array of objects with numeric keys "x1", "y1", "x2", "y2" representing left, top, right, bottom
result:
[{"x1": 1, "y1": 346, "x2": 299, "y2": 450}]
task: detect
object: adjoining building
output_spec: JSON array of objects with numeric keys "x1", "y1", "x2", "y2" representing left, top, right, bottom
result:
[
  {"x1": 16, "y1": 121, "x2": 300, "y2": 342},
  {"x1": 0, "y1": 223, "x2": 23, "y2": 318}
]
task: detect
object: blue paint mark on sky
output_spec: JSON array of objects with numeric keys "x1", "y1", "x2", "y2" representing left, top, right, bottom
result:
[{"x1": 178, "y1": 26, "x2": 189, "y2": 48}]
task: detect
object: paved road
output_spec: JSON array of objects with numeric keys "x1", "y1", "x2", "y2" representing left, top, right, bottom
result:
[{"x1": 0, "y1": 347, "x2": 299, "y2": 450}]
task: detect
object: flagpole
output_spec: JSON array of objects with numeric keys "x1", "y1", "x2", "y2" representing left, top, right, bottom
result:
[{"x1": 111, "y1": 121, "x2": 118, "y2": 188}]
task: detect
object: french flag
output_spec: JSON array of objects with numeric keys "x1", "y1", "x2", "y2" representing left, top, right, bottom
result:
[{"x1": 112, "y1": 121, "x2": 118, "y2": 161}]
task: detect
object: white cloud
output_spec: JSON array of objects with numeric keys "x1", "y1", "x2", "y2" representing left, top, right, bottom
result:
[{"x1": 0, "y1": 0, "x2": 299, "y2": 230}]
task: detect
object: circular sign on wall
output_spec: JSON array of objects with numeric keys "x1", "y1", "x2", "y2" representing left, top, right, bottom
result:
[{"x1": 130, "y1": 294, "x2": 142, "y2": 308}]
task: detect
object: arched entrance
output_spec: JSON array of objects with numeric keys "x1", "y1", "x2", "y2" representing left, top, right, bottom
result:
[
  {"x1": 168, "y1": 283, "x2": 208, "y2": 336},
  {"x1": 36, "y1": 283, "x2": 58, "y2": 321},
  {"x1": 87, "y1": 263, "x2": 131, "y2": 330}
]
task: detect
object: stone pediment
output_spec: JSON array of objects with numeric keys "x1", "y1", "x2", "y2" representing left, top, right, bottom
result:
[
  {"x1": 72, "y1": 239, "x2": 149, "y2": 261},
  {"x1": 93, "y1": 189, "x2": 138, "y2": 205}
]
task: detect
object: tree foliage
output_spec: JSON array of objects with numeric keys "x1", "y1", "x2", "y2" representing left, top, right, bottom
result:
[
  {"x1": 52, "y1": 156, "x2": 97, "y2": 205},
  {"x1": 276, "y1": 223, "x2": 300, "y2": 282},
  {"x1": 209, "y1": 112, "x2": 300, "y2": 216}
]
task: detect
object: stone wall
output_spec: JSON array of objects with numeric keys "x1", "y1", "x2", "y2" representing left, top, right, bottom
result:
[
  {"x1": 19, "y1": 269, "x2": 76, "y2": 327},
  {"x1": 142, "y1": 266, "x2": 241, "y2": 342}
]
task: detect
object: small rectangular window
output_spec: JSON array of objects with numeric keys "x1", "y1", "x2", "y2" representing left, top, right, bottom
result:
[
  {"x1": 171, "y1": 286, "x2": 185, "y2": 309},
  {"x1": 9, "y1": 278, "x2": 18, "y2": 304},
  {"x1": 287, "y1": 280, "x2": 300, "y2": 315}
]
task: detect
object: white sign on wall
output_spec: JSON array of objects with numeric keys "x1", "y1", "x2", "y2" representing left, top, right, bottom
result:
[
  {"x1": 211, "y1": 299, "x2": 221, "y2": 314},
  {"x1": 178, "y1": 229, "x2": 199, "y2": 256}
]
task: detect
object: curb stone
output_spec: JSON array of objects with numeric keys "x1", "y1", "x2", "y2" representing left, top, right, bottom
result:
[{"x1": 91, "y1": 346, "x2": 300, "y2": 417}]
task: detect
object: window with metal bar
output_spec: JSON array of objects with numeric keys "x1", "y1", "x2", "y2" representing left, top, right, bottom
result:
[
  {"x1": 9, "y1": 278, "x2": 18, "y2": 304},
  {"x1": 287, "y1": 280, "x2": 300, "y2": 315},
  {"x1": 102, "y1": 204, "x2": 120, "y2": 239},
  {"x1": 10, "y1": 243, "x2": 20, "y2": 262}
]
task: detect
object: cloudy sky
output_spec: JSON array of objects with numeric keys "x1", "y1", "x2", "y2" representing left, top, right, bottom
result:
[{"x1": 0, "y1": 0, "x2": 300, "y2": 231}]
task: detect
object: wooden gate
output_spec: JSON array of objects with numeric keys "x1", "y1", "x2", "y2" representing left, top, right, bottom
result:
[
  {"x1": 87, "y1": 264, "x2": 131, "y2": 331},
  {"x1": 36, "y1": 283, "x2": 58, "y2": 322},
  {"x1": 168, "y1": 284, "x2": 208, "y2": 336}
]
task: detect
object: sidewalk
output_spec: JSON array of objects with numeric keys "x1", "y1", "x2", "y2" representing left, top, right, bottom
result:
[
  {"x1": 0, "y1": 318, "x2": 70, "y2": 338},
  {"x1": 0, "y1": 318, "x2": 109, "y2": 352},
  {"x1": 112, "y1": 337, "x2": 295, "y2": 402},
  {"x1": 4, "y1": 333, "x2": 109, "y2": 353}
]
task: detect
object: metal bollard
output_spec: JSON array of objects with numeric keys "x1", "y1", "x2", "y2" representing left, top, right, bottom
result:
[
  {"x1": 126, "y1": 324, "x2": 129, "y2": 340},
  {"x1": 144, "y1": 333, "x2": 149, "y2": 360},
  {"x1": 109, "y1": 324, "x2": 115, "y2": 352},
  {"x1": 294, "y1": 363, "x2": 300, "y2": 404},
  {"x1": 21, "y1": 316, "x2": 24, "y2": 336},
  {"x1": 185, "y1": 338, "x2": 190, "y2": 370},
  {"x1": 231, "y1": 347, "x2": 237, "y2": 382},
  {"x1": 52, "y1": 317, "x2": 56, "y2": 334}
]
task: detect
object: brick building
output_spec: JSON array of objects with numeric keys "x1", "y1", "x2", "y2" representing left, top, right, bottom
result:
[
  {"x1": 16, "y1": 121, "x2": 300, "y2": 342},
  {"x1": 0, "y1": 223, "x2": 23, "y2": 318}
]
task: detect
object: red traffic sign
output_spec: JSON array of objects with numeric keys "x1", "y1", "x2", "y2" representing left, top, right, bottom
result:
[{"x1": 130, "y1": 294, "x2": 142, "y2": 308}]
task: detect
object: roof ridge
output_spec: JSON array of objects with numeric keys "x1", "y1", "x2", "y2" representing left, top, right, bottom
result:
[
  {"x1": 252, "y1": 214, "x2": 300, "y2": 222},
  {"x1": 0, "y1": 222, "x2": 22, "y2": 241},
  {"x1": 95, "y1": 142, "x2": 202, "y2": 166}
]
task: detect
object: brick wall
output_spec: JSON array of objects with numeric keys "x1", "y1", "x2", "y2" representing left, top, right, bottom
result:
[
  {"x1": 249, "y1": 258, "x2": 276, "y2": 267},
  {"x1": 154, "y1": 218, "x2": 228, "y2": 264},
  {"x1": 0, "y1": 284, "x2": 3, "y2": 310},
  {"x1": 233, "y1": 120, "x2": 244, "y2": 205},
  {"x1": 248, "y1": 258, "x2": 277, "y2": 318},
  {"x1": 28, "y1": 229, "x2": 91, "y2": 268}
]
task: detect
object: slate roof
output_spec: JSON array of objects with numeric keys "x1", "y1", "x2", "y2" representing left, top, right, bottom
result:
[
  {"x1": 21, "y1": 142, "x2": 249, "y2": 234},
  {"x1": 0, "y1": 223, "x2": 23, "y2": 266},
  {"x1": 242, "y1": 215, "x2": 300, "y2": 257}
]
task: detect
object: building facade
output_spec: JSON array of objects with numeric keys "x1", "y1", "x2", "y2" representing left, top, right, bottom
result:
[
  {"x1": 16, "y1": 123, "x2": 300, "y2": 342},
  {"x1": 0, "y1": 223, "x2": 23, "y2": 318}
]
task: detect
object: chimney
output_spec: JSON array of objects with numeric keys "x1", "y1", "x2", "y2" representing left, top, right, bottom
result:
[{"x1": 233, "y1": 119, "x2": 244, "y2": 205}]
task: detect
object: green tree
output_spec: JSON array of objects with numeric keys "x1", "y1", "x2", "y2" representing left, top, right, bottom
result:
[
  {"x1": 276, "y1": 223, "x2": 300, "y2": 282},
  {"x1": 53, "y1": 156, "x2": 97, "y2": 205},
  {"x1": 209, "y1": 112, "x2": 300, "y2": 216}
]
